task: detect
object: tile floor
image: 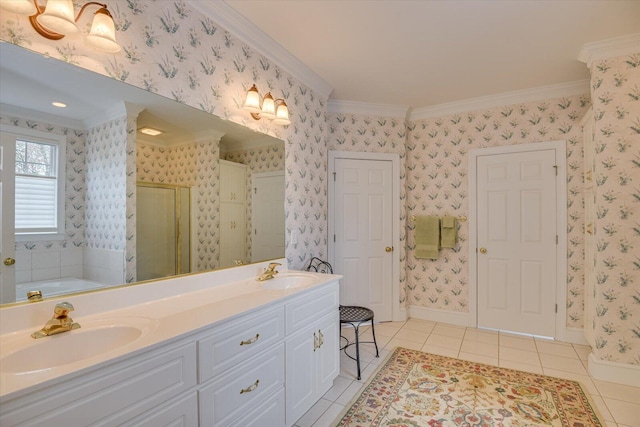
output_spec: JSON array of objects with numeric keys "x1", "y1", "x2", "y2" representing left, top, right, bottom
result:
[{"x1": 294, "y1": 319, "x2": 640, "y2": 427}]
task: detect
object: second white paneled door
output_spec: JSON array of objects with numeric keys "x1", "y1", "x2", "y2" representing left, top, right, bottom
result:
[
  {"x1": 476, "y1": 149, "x2": 558, "y2": 337},
  {"x1": 332, "y1": 157, "x2": 393, "y2": 321}
]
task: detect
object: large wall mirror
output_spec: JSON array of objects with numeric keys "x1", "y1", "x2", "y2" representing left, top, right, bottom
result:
[{"x1": 0, "y1": 42, "x2": 285, "y2": 305}]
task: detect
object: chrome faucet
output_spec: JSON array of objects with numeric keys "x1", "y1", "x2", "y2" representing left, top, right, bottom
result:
[
  {"x1": 31, "y1": 301, "x2": 81, "y2": 339},
  {"x1": 257, "y1": 262, "x2": 281, "y2": 281}
]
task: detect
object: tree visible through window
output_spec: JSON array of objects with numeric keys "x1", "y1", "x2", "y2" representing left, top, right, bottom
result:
[{"x1": 15, "y1": 139, "x2": 60, "y2": 233}]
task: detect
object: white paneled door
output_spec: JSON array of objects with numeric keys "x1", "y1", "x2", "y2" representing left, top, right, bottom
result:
[
  {"x1": 252, "y1": 171, "x2": 285, "y2": 262},
  {"x1": 476, "y1": 149, "x2": 557, "y2": 337},
  {"x1": 332, "y1": 158, "x2": 393, "y2": 321}
]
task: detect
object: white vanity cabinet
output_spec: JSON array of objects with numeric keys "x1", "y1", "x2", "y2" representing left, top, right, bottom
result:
[
  {"x1": 0, "y1": 278, "x2": 340, "y2": 427},
  {"x1": 285, "y1": 284, "x2": 340, "y2": 426}
]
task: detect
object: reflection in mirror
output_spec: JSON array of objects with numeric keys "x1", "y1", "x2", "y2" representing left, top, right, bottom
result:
[{"x1": 0, "y1": 42, "x2": 285, "y2": 305}]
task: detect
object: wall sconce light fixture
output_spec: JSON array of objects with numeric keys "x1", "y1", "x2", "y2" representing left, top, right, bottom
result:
[
  {"x1": 242, "y1": 84, "x2": 290, "y2": 126},
  {"x1": 0, "y1": 0, "x2": 121, "y2": 53}
]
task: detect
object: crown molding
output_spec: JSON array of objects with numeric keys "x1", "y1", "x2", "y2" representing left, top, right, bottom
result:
[
  {"x1": 0, "y1": 103, "x2": 84, "y2": 130},
  {"x1": 409, "y1": 80, "x2": 589, "y2": 122},
  {"x1": 327, "y1": 99, "x2": 410, "y2": 119},
  {"x1": 192, "y1": 1, "x2": 333, "y2": 99},
  {"x1": 578, "y1": 33, "x2": 640, "y2": 68}
]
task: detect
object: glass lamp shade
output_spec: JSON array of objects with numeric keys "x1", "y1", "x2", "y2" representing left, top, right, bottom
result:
[
  {"x1": 36, "y1": 0, "x2": 78, "y2": 35},
  {"x1": 0, "y1": 0, "x2": 37, "y2": 15},
  {"x1": 85, "y1": 8, "x2": 121, "y2": 53},
  {"x1": 273, "y1": 101, "x2": 291, "y2": 125},
  {"x1": 260, "y1": 92, "x2": 276, "y2": 120},
  {"x1": 242, "y1": 84, "x2": 262, "y2": 114}
]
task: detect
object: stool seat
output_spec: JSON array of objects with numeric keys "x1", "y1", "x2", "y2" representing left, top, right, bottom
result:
[{"x1": 339, "y1": 305, "x2": 379, "y2": 380}]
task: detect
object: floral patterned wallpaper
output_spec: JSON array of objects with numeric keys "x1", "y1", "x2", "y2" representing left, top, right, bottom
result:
[
  {"x1": 1, "y1": 0, "x2": 328, "y2": 270},
  {"x1": 589, "y1": 53, "x2": 640, "y2": 365},
  {"x1": 0, "y1": 114, "x2": 86, "y2": 251},
  {"x1": 326, "y1": 114, "x2": 408, "y2": 306},
  {"x1": 407, "y1": 95, "x2": 591, "y2": 328}
]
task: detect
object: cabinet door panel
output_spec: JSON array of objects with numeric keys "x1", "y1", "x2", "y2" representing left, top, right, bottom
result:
[
  {"x1": 316, "y1": 311, "x2": 340, "y2": 395},
  {"x1": 286, "y1": 284, "x2": 339, "y2": 334},
  {"x1": 285, "y1": 329, "x2": 317, "y2": 426},
  {"x1": 122, "y1": 391, "x2": 198, "y2": 427},
  {"x1": 235, "y1": 388, "x2": 285, "y2": 427}
]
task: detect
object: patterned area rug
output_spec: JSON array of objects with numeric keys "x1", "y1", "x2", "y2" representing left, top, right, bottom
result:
[{"x1": 336, "y1": 347, "x2": 603, "y2": 427}]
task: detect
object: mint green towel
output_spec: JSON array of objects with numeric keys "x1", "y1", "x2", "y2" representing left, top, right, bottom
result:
[
  {"x1": 440, "y1": 216, "x2": 458, "y2": 248},
  {"x1": 415, "y1": 216, "x2": 440, "y2": 260}
]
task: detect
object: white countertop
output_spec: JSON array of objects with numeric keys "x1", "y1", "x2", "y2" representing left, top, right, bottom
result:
[{"x1": 0, "y1": 262, "x2": 341, "y2": 400}]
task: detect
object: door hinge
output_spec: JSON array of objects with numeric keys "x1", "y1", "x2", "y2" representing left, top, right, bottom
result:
[
  {"x1": 333, "y1": 234, "x2": 336, "y2": 242},
  {"x1": 556, "y1": 235, "x2": 558, "y2": 244},
  {"x1": 333, "y1": 172, "x2": 336, "y2": 181},
  {"x1": 555, "y1": 304, "x2": 558, "y2": 313},
  {"x1": 254, "y1": 187, "x2": 257, "y2": 194},
  {"x1": 553, "y1": 165, "x2": 558, "y2": 176}
]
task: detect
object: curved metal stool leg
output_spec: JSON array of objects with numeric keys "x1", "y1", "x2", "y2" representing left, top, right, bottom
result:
[{"x1": 370, "y1": 318, "x2": 379, "y2": 357}]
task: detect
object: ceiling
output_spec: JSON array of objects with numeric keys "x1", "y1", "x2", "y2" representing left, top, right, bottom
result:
[{"x1": 226, "y1": 0, "x2": 640, "y2": 109}]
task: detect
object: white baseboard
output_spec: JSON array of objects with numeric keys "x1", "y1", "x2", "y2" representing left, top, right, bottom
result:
[
  {"x1": 558, "y1": 327, "x2": 589, "y2": 346},
  {"x1": 408, "y1": 305, "x2": 470, "y2": 327},
  {"x1": 588, "y1": 353, "x2": 640, "y2": 387}
]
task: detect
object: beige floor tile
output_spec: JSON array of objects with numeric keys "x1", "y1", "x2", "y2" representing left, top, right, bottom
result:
[
  {"x1": 464, "y1": 328, "x2": 499, "y2": 345},
  {"x1": 295, "y1": 398, "x2": 332, "y2": 427},
  {"x1": 385, "y1": 338, "x2": 424, "y2": 351},
  {"x1": 498, "y1": 359, "x2": 543, "y2": 374},
  {"x1": 590, "y1": 394, "x2": 615, "y2": 422},
  {"x1": 535, "y1": 340, "x2": 580, "y2": 358},
  {"x1": 460, "y1": 340, "x2": 499, "y2": 358},
  {"x1": 602, "y1": 398, "x2": 640, "y2": 426},
  {"x1": 542, "y1": 368, "x2": 598, "y2": 395},
  {"x1": 573, "y1": 344, "x2": 591, "y2": 362},
  {"x1": 356, "y1": 363, "x2": 379, "y2": 383},
  {"x1": 322, "y1": 376, "x2": 353, "y2": 402},
  {"x1": 499, "y1": 335, "x2": 537, "y2": 351},
  {"x1": 402, "y1": 319, "x2": 436, "y2": 333},
  {"x1": 539, "y1": 353, "x2": 587, "y2": 375},
  {"x1": 368, "y1": 348, "x2": 391, "y2": 366},
  {"x1": 432, "y1": 324, "x2": 466, "y2": 338},
  {"x1": 499, "y1": 346, "x2": 541, "y2": 366},
  {"x1": 375, "y1": 323, "x2": 402, "y2": 337},
  {"x1": 425, "y1": 333, "x2": 463, "y2": 351},
  {"x1": 458, "y1": 351, "x2": 498, "y2": 367},
  {"x1": 313, "y1": 402, "x2": 346, "y2": 427},
  {"x1": 334, "y1": 381, "x2": 365, "y2": 406},
  {"x1": 421, "y1": 344, "x2": 459, "y2": 358},
  {"x1": 393, "y1": 328, "x2": 430, "y2": 343},
  {"x1": 594, "y1": 380, "x2": 640, "y2": 405}
]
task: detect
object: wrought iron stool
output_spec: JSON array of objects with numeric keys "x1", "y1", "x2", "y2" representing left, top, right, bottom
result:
[{"x1": 339, "y1": 305, "x2": 379, "y2": 380}]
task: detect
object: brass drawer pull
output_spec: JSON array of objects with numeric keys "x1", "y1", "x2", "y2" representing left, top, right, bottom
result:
[
  {"x1": 240, "y1": 333, "x2": 260, "y2": 346},
  {"x1": 318, "y1": 329, "x2": 324, "y2": 348},
  {"x1": 313, "y1": 332, "x2": 318, "y2": 351},
  {"x1": 240, "y1": 379, "x2": 259, "y2": 394}
]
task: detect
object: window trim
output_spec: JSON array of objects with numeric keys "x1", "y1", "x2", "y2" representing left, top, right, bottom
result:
[{"x1": 1, "y1": 125, "x2": 66, "y2": 241}]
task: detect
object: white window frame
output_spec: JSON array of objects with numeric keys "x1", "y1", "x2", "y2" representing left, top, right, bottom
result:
[{"x1": 1, "y1": 125, "x2": 66, "y2": 242}]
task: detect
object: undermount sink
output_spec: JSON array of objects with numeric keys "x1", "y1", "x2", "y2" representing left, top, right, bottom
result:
[
  {"x1": 1, "y1": 317, "x2": 156, "y2": 375},
  {"x1": 260, "y1": 273, "x2": 317, "y2": 290}
]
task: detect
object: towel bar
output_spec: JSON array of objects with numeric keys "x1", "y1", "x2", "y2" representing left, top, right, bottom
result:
[{"x1": 410, "y1": 214, "x2": 467, "y2": 223}]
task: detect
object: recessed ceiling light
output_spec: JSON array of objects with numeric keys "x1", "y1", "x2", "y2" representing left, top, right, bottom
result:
[
  {"x1": 52, "y1": 101, "x2": 67, "y2": 108},
  {"x1": 139, "y1": 127, "x2": 164, "y2": 136}
]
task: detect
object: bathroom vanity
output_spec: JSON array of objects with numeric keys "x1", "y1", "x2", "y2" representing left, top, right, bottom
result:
[{"x1": 0, "y1": 260, "x2": 340, "y2": 426}]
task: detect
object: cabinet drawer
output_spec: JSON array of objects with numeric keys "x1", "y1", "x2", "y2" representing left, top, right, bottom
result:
[
  {"x1": 198, "y1": 306, "x2": 285, "y2": 382},
  {"x1": 1, "y1": 342, "x2": 197, "y2": 427},
  {"x1": 286, "y1": 281, "x2": 339, "y2": 334},
  {"x1": 122, "y1": 391, "x2": 198, "y2": 427},
  {"x1": 199, "y1": 344, "x2": 284, "y2": 426},
  {"x1": 234, "y1": 388, "x2": 285, "y2": 427}
]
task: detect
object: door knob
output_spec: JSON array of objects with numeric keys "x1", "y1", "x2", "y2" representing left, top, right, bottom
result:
[
  {"x1": 4, "y1": 258, "x2": 16, "y2": 266},
  {"x1": 385, "y1": 246, "x2": 393, "y2": 252},
  {"x1": 479, "y1": 248, "x2": 487, "y2": 254}
]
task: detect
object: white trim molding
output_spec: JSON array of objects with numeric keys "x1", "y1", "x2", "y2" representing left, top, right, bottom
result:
[
  {"x1": 407, "y1": 306, "x2": 470, "y2": 328},
  {"x1": 578, "y1": 33, "x2": 640, "y2": 68},
  {"x1": 327, "y1": 100, "x2": 410, "y2": 119},
  {"x1": 193, "y1": 1, "x2": 333, "y2": 99},
  {"x1": 588, "y1": 353, "x2": 640, "y2": 388},
  {"x1": 409, "y1": 80, "x2": 589, "y2": 121},
  {"x1": 0, "y1": 103, "x2": 84, "y2": 130}
]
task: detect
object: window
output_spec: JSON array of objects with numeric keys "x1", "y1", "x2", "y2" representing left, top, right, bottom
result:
[{"x1": 13, "y1": 134, "x2": 66, "y2": 238}]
